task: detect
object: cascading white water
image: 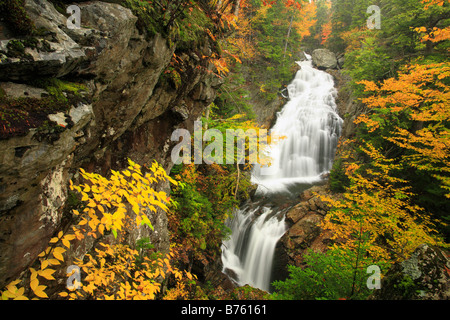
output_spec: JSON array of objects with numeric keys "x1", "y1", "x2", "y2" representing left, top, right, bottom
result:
[
  {"x1": 252, "y1": 54, "x2": 343, "y2": 195},
  {"x1": 221, "y1": 54, "x2": 343, "y2": 292},
  {"x1": 221, "y1": 206, "x2": 286, "y2": 291}
]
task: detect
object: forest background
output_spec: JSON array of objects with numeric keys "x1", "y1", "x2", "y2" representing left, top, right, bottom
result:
[{"x1": 0, "y1": 0, "x2": 448, "y2": 301}]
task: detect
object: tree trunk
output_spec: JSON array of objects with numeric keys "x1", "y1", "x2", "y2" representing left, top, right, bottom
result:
[
  {"x1": 283, "y1": 15, "x2": 294, "y2": 58},
  {"x1": 234, "y1": 162, "x2": 240, "y2": 199},
  {"x1": 233, "y1": 0, "x2": 241, "y2": 17}
]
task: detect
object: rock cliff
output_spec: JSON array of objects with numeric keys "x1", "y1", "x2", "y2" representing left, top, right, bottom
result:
[
  {"x1": 0, "y1": 0, "x2": 222, "y2": 287},
  {"x1": 370, "y1": 244, "x2": 450, "y2": 300}
]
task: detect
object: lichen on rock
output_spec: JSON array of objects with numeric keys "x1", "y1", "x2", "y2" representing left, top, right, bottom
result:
[{"x1": 370, "y1": 244, "x2": 450, "y2": 300}]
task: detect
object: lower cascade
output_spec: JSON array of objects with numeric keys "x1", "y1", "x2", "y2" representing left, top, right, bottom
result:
[{"x1": 221, "y1": 54, "x2": 343, "y2": 292}]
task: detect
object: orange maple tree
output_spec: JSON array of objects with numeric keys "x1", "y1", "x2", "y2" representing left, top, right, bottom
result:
[{"x1": 357, "y1": 62, "x2": 450, "y2": 198}]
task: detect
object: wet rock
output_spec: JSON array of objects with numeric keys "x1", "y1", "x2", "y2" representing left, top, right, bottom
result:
[
  {"x1": 279, "y1": 185, "x2": 336, "y2": 267},
  {"x1": 0, "y1": 82, "x2": 48, "y2": 99},
  {"x1": 311, "y1": 49, "x2": 338, "y2": 70}
]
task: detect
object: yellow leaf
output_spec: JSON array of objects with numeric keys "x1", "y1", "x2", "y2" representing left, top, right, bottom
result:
[
  {"x1": 164, "y1": 258, "x2": 170, "y2": 268},
  {"x1": 30, "y1": 268, "x2": 38, "y2": 281},
  {"x1": 6, "y1": 285, "x2": 17, "y2": 296},
  {"x1": 81, "y1": 192, "x2": 89, "y2": 202},
  {"x1": 98, "y1": 224, "x2": 105, "y2": 235},
  {"x1": 47, "y1": 259, "x2": 61, "y2": 266},
  {"x1": 30, "y1": 278, "x2": 39, "y2": 292},
  {"x1": 7, "y1": 279, "x2": 21, "y2": 288},
  {"x1": 2, "y1": 290, "x2": 15, "y2": 299},
  {"x1": 16, "y1": 287, "x2": 24, "y2": 296},
  {"x1": 40, "y1": 259, "x2": 49, "y2": 270},
  {"x1": 33, "y1": 285, "x2": 48, "y2": 298},
  {"x1": 87, "y1": 200, "x2": 97, "y2": 208},
  {"x1": 64, "y1": 234, "x2": 76, "y2": 241},
  {"x1": 13, "y1": 290, "x2": 28, "y2": 300},
  {"x1": 53, "y1": 247, "x2": 66, "y2": 262},
  {"x1": 62, "y1": 238, "x2": 71, "y2": 249},
  {"x1": 39, "y1": 268, "x2": 56, "y2": 280},
  {"x1": 58, "y1": 292, "x2": 69, "y2": 297},
  {"x1": 49, "y1": 237, "x2": 59, "y2": 244},
  {"x1": 123, "y1": 170, "x2": 131, "y2": 177}
]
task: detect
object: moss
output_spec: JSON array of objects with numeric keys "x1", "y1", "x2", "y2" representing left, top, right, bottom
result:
[
  {"x1": 0, "y1": 76, "x2": 91, "y2": 139},
  {"x1": 0, "y1": 0, "x2": 34, "y2": 36},
  {"x1": 6, "y1": 40, "x2": 26, "y2": 57},
  {"x1": 40, "y1": 40, "x2": 55, "y2": 52},
  {"x1": 227, "y1": 285, "x2": 270, "y2": 300},
  {"x1": 21, "y1": 36, "x2": 39, "y2": 50},
  {"x1": 34, "y1": 119, "x2": 67, "y2": 143},
  {"x1": 121, "y1": 0, "x2": 160, "y2": 37},
  {"x1": 170, "y1": 5, "x2": 212, "y2": 52},
  {"x1": 1, "y1": 38, "x2": 60, "y2": 63},
  {"x1": 121, "y1": 0, "x2": 213, "y2": 49},
  {"x1": 392, "y1": 274, "x2": 422, "y2": 299},
  {"x1": 28, "y1": 78, "x2": 88, "y2": 103}
]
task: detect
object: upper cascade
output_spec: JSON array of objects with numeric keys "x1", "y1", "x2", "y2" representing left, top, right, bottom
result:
[{"x1": 252, "y1": 54, "x2": 343, "y2": 195}]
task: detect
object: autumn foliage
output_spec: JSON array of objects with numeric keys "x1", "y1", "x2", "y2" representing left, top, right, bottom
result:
[
  {"x1": 313, "y1": 0, "x2": 449, "y2": 295},
  {"x1": 1, "y1": 159, "x2": 195, "y2": 300},
  {"x1": 357, "y1": 62, "x2": 450, "y2": 197}
]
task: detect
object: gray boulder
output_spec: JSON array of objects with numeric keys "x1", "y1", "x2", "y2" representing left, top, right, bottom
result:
[
  {"x1": 311, "y1": 49, "x2": 338, "y2": 70},
  {"x1": 370, "y1": 244, "x2": 450, "y2": 300}
]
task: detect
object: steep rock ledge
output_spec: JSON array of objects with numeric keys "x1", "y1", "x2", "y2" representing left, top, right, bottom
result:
[
  {"x1": 275, "y1": 185, "x2": 335, "y2": 271},
  {"x1": 0, "y1": 0, "x2": 222, "y2": 287}
]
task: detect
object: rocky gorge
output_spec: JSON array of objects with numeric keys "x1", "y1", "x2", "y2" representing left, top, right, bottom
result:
[
  {"x1": 0, "y1": 0, "x2": 222, "y2": 288},
  {"x1": 0, "y1": 0, "x2": 448, "y2": 301}
]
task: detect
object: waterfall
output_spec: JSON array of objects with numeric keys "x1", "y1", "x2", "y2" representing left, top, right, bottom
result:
[{"x1": 221, "y1": 54, "x2": 343, "y2": 292}]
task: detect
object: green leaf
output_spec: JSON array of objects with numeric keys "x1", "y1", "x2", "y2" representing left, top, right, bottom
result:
[{"x1": 141, "y1": 218, "x2": 154, "y2": 231}]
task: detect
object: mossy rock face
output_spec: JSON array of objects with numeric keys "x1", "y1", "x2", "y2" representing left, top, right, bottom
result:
[
  {"x1": 370, "y1": 244, "x2": 450, "y2": 300},
  {"x1": 1, "y1": 37, "x2": 58, "y2": 60},
  {"x1": 0, "y1": 78, "x2": 88, "y2": 140},
  {"x1": 0, "y1": 0, "x2": 34, "y2": 36},
  {"x1": 0, "y1": 95, "x2": 69, "y2": 140},
  {"x1": 6, "y1": 40, "x2": 25, "y2": 57}
]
